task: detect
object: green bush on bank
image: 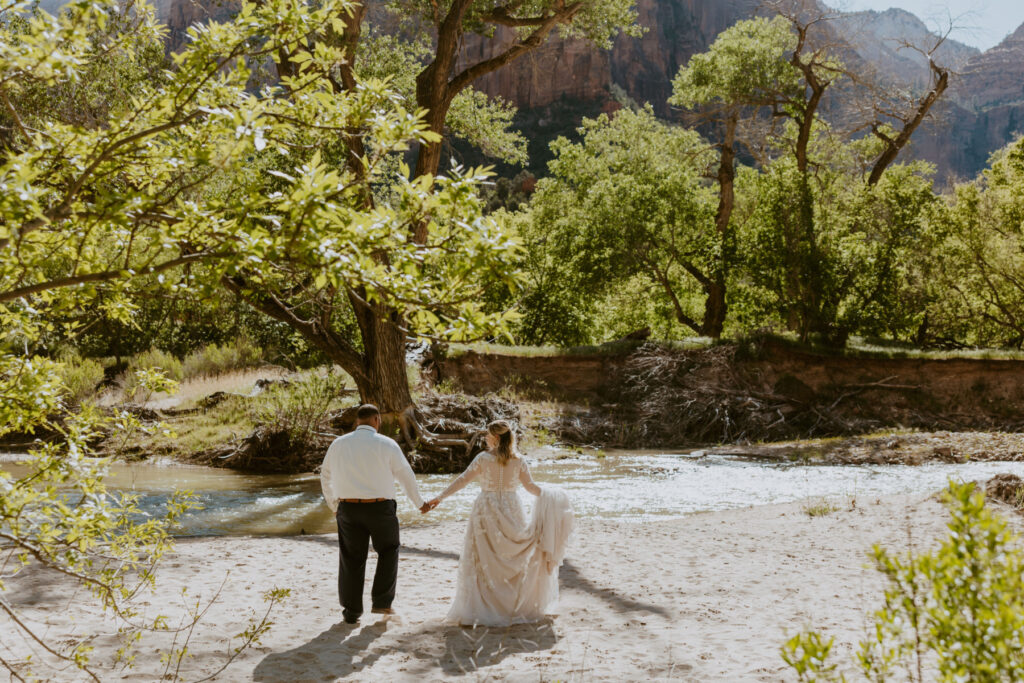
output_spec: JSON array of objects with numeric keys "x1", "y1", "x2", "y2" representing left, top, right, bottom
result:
[
  {"x1": 56, "y1": 352, "x2": 106, "y2": 404},
  {"x1": 122, "y1": 348, "x2": 183, "y2": 401},
  {"x1": 182, "y1": 340, "x2": 263, "y2": 379},
  {"x1": 249, "y1": 371, "x2": 349, "y2": 449}
]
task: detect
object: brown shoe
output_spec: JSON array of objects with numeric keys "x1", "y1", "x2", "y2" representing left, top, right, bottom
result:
[{"x1": 371, "y1": 607, "x2": 395, "y2": 615}]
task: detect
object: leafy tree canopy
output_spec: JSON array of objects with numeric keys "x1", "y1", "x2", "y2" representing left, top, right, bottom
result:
[{"x1": 0, "y1": 0, "x2": 519, "y2": 675}]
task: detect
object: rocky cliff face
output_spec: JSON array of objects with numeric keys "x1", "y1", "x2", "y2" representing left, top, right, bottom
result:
[
  {"x1": 158, "y1": 0, "x2": 238, "y2": 53},
  {"x1": 460, "y1": 0, "x2": 759, "y2": 115},
  {"x1": 908, "y1": 24, "x2": 1024, "y2": 182},
  {"x1": 145, "y1": 0, "x2": 1021, "y2": 182},
  {"x1": 459, "y1": 0, "x2": 996, "y2": 182},
  {"x1": 959, "y1": 23, "x2": 1024, "y2": 111},
  {"x1": 832, "y1": 8, "x2": 978, "y2": 89}
]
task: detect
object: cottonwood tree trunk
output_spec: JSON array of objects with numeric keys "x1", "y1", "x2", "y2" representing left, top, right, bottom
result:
[
  {"x1": 412, "y1": 91, "x2": 449, "y2": 186},
  {"x1": 352, "y1": 308, "x2": 477, "y2": 454},
  {"x1": 347, "y1": 295, "x2": 416, "y2": 432},
  {"x1": 222, "y1": 277, "x2": 468, "y2": 453},
  {"x1": 702, "y1": 115, "x2": 739, "y2": 338},
  {"x1": 353, "y1": 316, "x2": 413, "y2": 415}
]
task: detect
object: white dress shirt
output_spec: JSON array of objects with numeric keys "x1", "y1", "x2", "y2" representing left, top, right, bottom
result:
[{"x1": 319, "y1": 425, "x2": 425, "y2": 512}]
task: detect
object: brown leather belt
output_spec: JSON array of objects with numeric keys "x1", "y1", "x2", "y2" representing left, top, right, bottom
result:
[{"x1": 338, "y1": 498, "x2": 391, "y2": 503}]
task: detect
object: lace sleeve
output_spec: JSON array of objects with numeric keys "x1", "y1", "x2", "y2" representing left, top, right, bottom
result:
[
  {"x1": 438, "y1": 453, "x2": 484, "y2": 500},
  {"x1": 518, "y1": 458, "x2": 541, "y2": 496}
]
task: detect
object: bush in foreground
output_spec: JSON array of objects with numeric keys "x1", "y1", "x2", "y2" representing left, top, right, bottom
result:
[{"x1": 781, "y1": 480, "x2": 1024, "y2": 681}]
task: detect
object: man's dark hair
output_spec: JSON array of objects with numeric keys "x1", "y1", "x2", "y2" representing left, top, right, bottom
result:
[{"x1": 356, "y1": 404, "x2": 381, "y2": 422}]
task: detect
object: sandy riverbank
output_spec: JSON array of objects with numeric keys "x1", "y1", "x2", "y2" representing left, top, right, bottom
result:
[{"x1": 4, "y1": 492, "x2": 1008, "y2": 682}]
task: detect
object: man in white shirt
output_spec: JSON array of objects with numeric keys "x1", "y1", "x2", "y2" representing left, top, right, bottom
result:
[{"x1": 320, "y1": 404, "x2": 431, "y2": 624}]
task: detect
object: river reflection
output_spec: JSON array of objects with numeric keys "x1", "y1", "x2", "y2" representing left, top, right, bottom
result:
[{"x1": 6, "y1": 450, "x2": 1024, "y2": 536}]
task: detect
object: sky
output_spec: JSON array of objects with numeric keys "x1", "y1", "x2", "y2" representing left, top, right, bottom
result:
[{"x1": 838, "y1": 0, "x2": 1024, "y2": 51}]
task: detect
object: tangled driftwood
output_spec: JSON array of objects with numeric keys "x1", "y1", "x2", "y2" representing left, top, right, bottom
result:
[
  {"x1": 400, "y1": 392, "x2": 521, "y2": 473},
  {"x1": 540, "y1": 342, "x2": 931, "y2": 448},
  {"x1": 195, "y1": 427, "x2": 333, "y2": 474},
  {"x1": 986, "y1": 473, "x2": 1024, "y2": 509}
]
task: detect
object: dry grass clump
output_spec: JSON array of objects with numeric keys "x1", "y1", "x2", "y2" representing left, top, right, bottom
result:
[
  {"x1": 801, "y1": 497, "x2": 842, "y2": 517},
  {"x1": 170, "y1": 367, "x2": 292, "y2": 405},
  {"x1": 110, "y1": 342, "x2": 268, "y2": 403}
]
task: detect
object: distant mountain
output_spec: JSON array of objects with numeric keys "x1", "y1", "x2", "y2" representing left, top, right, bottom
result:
[
  {"x1": 43, "y1": 0, "x2": 1021, "y2": 183},
  {"x1": 906, "y1": 23, "x2": 1024, "y2": 182},
  {"x1": 458, "y1": 0, "x2": 995, "y2": 182},
  {"x1": 959, "y1": 22, "x2": 1024, "y2": 111},
  {"x1": 832, "y1": 8, "x2": 978, "y2": 89},
  {"x1": 460, "y1": 0, "x2": 758, "y2": 114}
]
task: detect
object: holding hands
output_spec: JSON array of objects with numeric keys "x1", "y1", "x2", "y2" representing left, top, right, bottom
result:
[{"x1": 419, "y1": 498, "x2": 440, "y2": 514}]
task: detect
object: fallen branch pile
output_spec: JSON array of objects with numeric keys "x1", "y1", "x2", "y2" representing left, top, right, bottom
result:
[
  {"x1": 404, "y1": 392, "x2": 522, "y2": 473},
  {"x1": 541, "y1": 342, "x2": 936, "y2": 447}
]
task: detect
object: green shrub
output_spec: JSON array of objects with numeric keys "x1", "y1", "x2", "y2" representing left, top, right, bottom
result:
[
  {"x1": 123, "y1": 348, "x2": 183, "y2": 401},
  {"x1": 56, "y1": 352, "x2": 105, "y2": 404},
  {"x1": 781, "y1": 631, "x2": 839, "y2": 682},
  {"x1": 126, "y1": 348, "x2": 184, "y2": 380},
  {"x1": 249, "y1": 371, "x2": 348, "y2": 449},
  {"x1": 781, "y1": 480, "x2": 1024, "y2": 681},
  {"x1": 182, "y1": 339, "x2": 263, "y2": 379}
]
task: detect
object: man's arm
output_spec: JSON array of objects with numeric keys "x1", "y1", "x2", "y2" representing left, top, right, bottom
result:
[
  {"x1": 386, "y1": 441, "x2": 425, "y2": 509},
  {"x1": 320, "y1": 445, "x2": 338, "y2": 513}
]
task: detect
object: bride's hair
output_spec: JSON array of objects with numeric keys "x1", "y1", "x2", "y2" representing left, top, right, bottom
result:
[{"x1": 487, "y1": 420, "x2": 517, "y2": 464}]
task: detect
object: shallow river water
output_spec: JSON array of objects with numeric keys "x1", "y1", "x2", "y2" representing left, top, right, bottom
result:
[{"x1": 7, "y1": 449, "x2": 1024, "y2": 536}]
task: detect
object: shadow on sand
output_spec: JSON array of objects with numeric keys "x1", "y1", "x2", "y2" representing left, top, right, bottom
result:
[
  {"x1": 252, "y1": 618, "x2": 559, "y2": 681},
  {"x1": 254, "y1": 541, "x2": 670, "y2": 679},
  {"x1": 253, "y1": 541, "x2": 559, "y2": 679},
  {"x1": 559, "y1": 560, "x2": 671, "y2": 618},
  {"x1": 291, "y1": 535, "x2": 461, "y2": 562},
  {"x1": 252, "y1": 620, "x2": 385, "y2": 681},
  {"x1": 436, "y1": 618, "x2": 559, "y2": 676}
]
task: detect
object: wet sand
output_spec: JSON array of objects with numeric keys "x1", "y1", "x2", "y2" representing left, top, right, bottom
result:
[{"x1": 3, "y1": 493, "x2": 999, "y2": 681}]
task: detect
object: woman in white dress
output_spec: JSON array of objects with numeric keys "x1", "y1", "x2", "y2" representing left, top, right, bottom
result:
[{"x1": 426, "y1": 420, "x2": 573, "y2": 627}]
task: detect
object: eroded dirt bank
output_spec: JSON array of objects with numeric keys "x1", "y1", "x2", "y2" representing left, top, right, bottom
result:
[{"x1": 433, "y1": 339, "x2": 1024, "y2": 449}]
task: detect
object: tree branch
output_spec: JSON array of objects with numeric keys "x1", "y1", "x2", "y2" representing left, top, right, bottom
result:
[
  {"x1": 221, "y1": 274, "x2": 367, "y2": 379},
  {"x1": 866, "y1": 61, "x2": 949, "y2": 186},
  {"x1": 0, "y1": 597, "x2": 101, "y2": 682},
  {"x1": 448, "y1": 4, "x2": 582, "y2": 97},
  {"x1": 0, "y1": 251, "x2": 230, "y2": 304}
]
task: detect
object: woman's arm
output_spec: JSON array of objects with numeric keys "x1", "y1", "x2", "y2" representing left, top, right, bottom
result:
[
  {"x1": 433, "y1": 454, "x2": 484, "y2": 504},
  {"x1": 519, "y1": 458, "x2": 541, "y2": 496}
]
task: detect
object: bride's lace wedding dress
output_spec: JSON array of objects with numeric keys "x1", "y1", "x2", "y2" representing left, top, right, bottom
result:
[{"x1": 436, "y1": 451, "x2": 573, "y2": 626}]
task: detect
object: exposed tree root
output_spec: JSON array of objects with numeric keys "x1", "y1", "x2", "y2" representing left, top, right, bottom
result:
[{"x1": 194, "y1": 426, "x2": 333, "y2": 474}]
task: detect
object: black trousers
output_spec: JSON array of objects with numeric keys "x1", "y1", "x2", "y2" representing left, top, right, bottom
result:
[{"x1": 335, "y1": 500, "x2": 400, "y2": 620}]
